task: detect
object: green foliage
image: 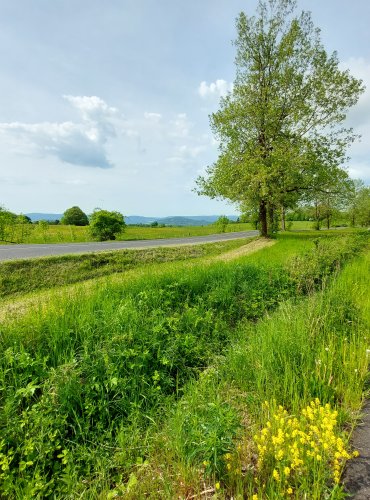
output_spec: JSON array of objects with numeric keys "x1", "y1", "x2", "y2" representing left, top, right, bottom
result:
[
  {"x1": 0, "y1": 207, "x2": 17, "y2": 241},
  {"x1": 214, "y1": 215, "x2": 230, "y2": 233},
  {"x1": 288, "y1": 234, "x2": 366, "y2": 293},
  {"x1": 89, "y1": 209, "x2": 126, "y2": 241},
  {"x1": 196, "y1": 0, "x2": 364, "y2": 236},
  {"x1": 134, "y1": 244, "x2": 369, "y2": 499},
  {"x1": 0, "y1": 233, "x2": 367, "y2": 496},
  {"x1": 171, "y1": 382, "x2": 240, "y2": 476},
  {"x1": 348, "y1": 184, "x2": 370, "y2": 227},
  {"x1": 61, "y1": 206, "x2": 89, "y2": 226}
]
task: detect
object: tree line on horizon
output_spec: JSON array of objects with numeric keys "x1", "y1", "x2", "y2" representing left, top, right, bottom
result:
[
  {"x1": 0, "y1": 206, "x2": 126, "y2": 242},
  {"x1": 0, "y1": 185, "x2": 369, "y2": 246}
]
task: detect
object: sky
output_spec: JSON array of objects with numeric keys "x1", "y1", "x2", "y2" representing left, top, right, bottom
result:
[{"x1": 0, "y1": 0, "x2": 369, "y2": 217}]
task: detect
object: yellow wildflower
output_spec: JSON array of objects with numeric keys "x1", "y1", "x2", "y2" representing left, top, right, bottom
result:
[{"x1": 272, "y1": 469, "x2": 280, "y2": 481}]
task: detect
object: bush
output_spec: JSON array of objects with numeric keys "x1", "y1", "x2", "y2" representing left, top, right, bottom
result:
[
  {"x1": 215, "y1": 215, "x2": 230, "y2": 233},
  {"x1": 89, "y1": 209, "x2": 125, "y2": 241},
  {"x1": 61, "y1": 206, "x2": 89, "y2": 226}
]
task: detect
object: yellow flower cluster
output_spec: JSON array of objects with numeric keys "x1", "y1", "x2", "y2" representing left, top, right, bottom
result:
[
  {"x1": 223, "y1": 451, "x2": 241, "y2": 475},
  {"x1": 253, "y1": 399, "x2": 358, "y2": 496}
]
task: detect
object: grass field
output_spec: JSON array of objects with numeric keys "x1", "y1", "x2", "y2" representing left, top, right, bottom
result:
[
  {"x1": 0, "y1": 222, "x2": 254, "y2": 244},
  {"x1": 0, "y1": 237, "x2": 253, "y2": 300},
  {"x1": 0, "y1": 230, "x2": 368, "y2": 498},
  {"x1": 0, "y1": 220, "x2": 353, "y2": 245}
]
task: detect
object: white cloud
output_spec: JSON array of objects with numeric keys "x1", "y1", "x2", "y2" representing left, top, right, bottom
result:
[
  {"x1": 177, "y1": 144, "x2": 206, "y2": 159},
  {"x1": 341, "y1": 58, "x2": 370, "y2": 128},
  {"x1": 340, "y1": 58, "x2": 370, "y2": 183},
  {"x1": 198, "y1": 79, "x2": 233, "y2": 98},
  {"x1": 144, "y1": 112, "x2": 162, "y2": 122},
  {"x1": 0, "y1": 95, "x2": 118, "y2": 168},
  {"x1": 169, "y1": 113, "x2": 192, "y2": 137}
]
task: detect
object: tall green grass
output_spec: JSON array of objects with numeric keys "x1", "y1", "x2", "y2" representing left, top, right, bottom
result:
[
  {"x1": 134, "y1": 248, "x2": 369, "y2": 499},
  {"x1": 0, "y1": 238, "x2": 249, "y2": 299},
  {"x1": 0, "y1": 232, "x2": 367, "y2": 497}
]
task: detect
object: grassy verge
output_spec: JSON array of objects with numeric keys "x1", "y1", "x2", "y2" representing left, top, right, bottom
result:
[
  {"x1": 0, "y1": 238, "x2": 251, "y2": 299},
  {"x1": 0, "y1": 232, "x2": 367, "y2": 497},
  {"x1": 131, "y1": 246, "x2": 370, "y2": 499}
]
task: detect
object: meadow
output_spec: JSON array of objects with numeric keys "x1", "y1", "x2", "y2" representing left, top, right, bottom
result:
[
  {"x1": 0, "y1": 222, "x2": 254, "y2": 244},
  {"x1": 0, "y1": 230, "x2": 368, "y2": 498}
]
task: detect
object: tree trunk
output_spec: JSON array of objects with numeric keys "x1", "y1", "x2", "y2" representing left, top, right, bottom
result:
[
  {"x1": 259, "y1": 200, "x2": 268, "y2": 237},
  {"x1": 281, "y1": 205, "x2": 286, "y2": 231},
  {"x1": 268, "y1": 204, "x2": 275, "y2": 235},
  {"x1": 326, "y1": 214, "x2": 330, "y2": 230},
  {"x1": 315, "y1": 201, "x2": 320, "y2": 230}
]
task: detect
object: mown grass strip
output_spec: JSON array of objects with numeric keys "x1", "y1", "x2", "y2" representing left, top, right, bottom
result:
[{"x1": 0, "y1": 238, "x2": 251, "y2": 300}]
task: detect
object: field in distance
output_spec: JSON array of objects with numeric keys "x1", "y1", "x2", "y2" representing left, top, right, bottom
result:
[
  {"x1": 0, "y1": 222, "x2": 255, "y2": 245},
  {"x1": 0, "y1": 221, "x2": 330, "y2": 245}
]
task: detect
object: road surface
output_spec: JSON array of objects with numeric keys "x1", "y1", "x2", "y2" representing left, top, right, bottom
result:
[{"x1": 0, "y1": 230, "x2": 259, "y2": 261}]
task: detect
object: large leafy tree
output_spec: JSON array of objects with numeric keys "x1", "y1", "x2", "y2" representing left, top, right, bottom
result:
[{"x1": 196, "y1": 0, "x2": 364, "y2": 236}]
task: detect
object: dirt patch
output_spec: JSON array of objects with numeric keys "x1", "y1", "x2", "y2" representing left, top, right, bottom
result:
[
  {"x1": 211, "y1": 238, "x2": 276, "y2": 262},
  {"x1": 342, "y1": 401, "x2": 370, "y2": 499}
]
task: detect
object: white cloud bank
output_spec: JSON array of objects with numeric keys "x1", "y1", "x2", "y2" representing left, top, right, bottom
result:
[
  {"x1": 198, "y1": 79, "x2": 233, "y2": 98},
  {"x1": 0, "y1": 95, "x2": 118, "y2": 168}
]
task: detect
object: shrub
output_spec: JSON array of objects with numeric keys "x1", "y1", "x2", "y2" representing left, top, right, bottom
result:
[
  {"x1": 61, "y1": 206, "x2": 89, "y2": 226},
  {"x1": 89, "y1": 209, "x2": 125, "y2": 241}
]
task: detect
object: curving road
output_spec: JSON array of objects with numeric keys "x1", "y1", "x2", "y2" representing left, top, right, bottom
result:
[{"x1": 0, "y1": 230, "x2": 259, "y2": 262}]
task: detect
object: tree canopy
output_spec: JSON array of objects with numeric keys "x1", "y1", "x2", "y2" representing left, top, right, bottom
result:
[
  {"x1": 89, "y1": 209, "x2": 126, "y2": 241},
  {"x1": 61, "y1": 206, "x2": 89, "y2": 226},
  {"x1": 196, "y1": 0, "x2": 364, "y2": 236}
]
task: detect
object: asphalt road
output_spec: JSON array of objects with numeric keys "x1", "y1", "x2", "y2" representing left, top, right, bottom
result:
[{"x1": 0, "y1": 230, "x2": 259, "y2": 262}]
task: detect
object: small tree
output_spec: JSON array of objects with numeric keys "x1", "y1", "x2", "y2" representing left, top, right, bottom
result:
[
  {"x1": 353, "y1": 187, "x2": 370, "y2": 227},
  {"x1": 89, "y1": 209, "x2": 126, "y2": 241},
  {"x1": 38, "y1": 220, "x2": 49, "y2": 242},
  {"x1": 215, "y1": 215, "x2": 230, "y2": 233},
  {"x1": 16, "y1": 215, "x2": 33, "y2": 243},
  {"x1": 62, "y1": 206, "x2": 89, "y2": 226},
  {"x1": 0, "y1": 207, "x2": 17, "y2": 241},
  {"x1": 347, "y1": 180, "x2": 370, "y2": 227}
]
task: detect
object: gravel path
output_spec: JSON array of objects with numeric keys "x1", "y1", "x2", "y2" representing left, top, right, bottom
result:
[{"x1": 343, "y1": 401, "x2": 370, "y2": 499}]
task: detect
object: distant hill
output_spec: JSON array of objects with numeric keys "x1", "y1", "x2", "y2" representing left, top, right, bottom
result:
[
  {"x1": 126, "y1": 215, "x2": 239, "y2": 226},
  {"x1": 26, "y1": 213, "x2": 63, "y2": 222},
  {"x1": 157, "y1": 217, "x2": 211, "y2": 226},
  {"x1": 26, "y1": 213, "x2": 239, "y2": 226}
]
